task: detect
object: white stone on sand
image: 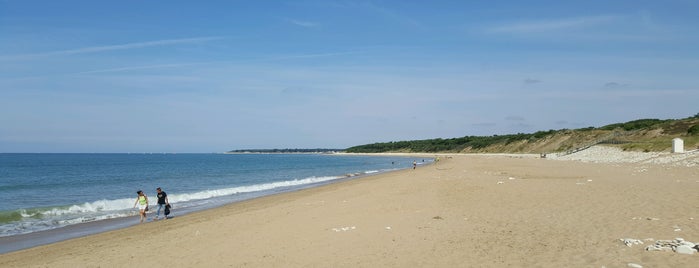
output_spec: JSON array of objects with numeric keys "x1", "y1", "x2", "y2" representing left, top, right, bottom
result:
[{"x1": 675, "y1": 245, "x2": 696, "y2": 255}]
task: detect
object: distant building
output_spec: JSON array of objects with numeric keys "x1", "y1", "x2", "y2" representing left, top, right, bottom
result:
[{"x1": 672, "y1": 138, "x2": 684, "y2": 153}]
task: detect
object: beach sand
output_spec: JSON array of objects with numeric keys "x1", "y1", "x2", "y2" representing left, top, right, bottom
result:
[{"x1": 1, "y1": 147, "x2": 697, "y2": 267}]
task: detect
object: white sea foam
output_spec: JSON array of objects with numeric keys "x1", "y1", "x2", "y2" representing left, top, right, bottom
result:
[
  {"x1": 170, "y1": 175, "x2": 342, "y2": 203},
  {"x1": 31, "y1": 175, "x2": 344, "y2": 217},
  {"x1": 1, "y1": 175, "x2": 347, "y2": 237}
]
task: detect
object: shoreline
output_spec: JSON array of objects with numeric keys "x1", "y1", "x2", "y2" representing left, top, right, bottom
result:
[
  {"x1": 1, "y1": 147, "x2": 697, "y2": 267},
  {"x1": 0, "y1": 159, "x2": 429, "y2": 254}
]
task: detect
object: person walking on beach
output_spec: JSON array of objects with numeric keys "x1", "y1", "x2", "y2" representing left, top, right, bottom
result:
[
  {"x1": 133, "y1": 190, "x2": 149, "y2": 223},
  {"x1": 413, "y1": 161, "x2": 417, "y2": 169},
  {"x1": 154, "y1": 187, "x2": 170, "y2": 220}
]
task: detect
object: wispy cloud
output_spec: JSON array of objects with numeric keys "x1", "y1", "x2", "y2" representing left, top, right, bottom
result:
[
  {"x1": 289, "y1": 19, "x2": 319, "y2": 28},
  {"x1": 75, "y1": 62, "x2": 212, "y2": 75},
  {"x1": 0, "y1": 36, "x2": 224, "y2": 61},
  {"x1": 260, "y1": 51, "x2": 360, "y2": 62},
  {"x1": 487, "y1": 15, "x2": 618, "y2": 34},
  {"x1": 364, "y1": 3, "x2": 424, "y2": 29},
  {"x1": 329, "y1": 1, "x2": 424, "y2": 29},
  {"x1": 67, "y1": 51, "x2": 359, "y2": 75}
]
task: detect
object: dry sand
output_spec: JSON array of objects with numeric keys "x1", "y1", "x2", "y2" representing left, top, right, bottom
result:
[{"x1": 1, "y1": 146, "x2": 697, "y2": 267}]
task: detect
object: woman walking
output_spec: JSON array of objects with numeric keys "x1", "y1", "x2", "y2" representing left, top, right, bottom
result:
[{"x1": 133, "y1": 190, "x2": 149, "y2": 223}]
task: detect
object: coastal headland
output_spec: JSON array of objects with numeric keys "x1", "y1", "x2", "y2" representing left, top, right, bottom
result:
[{"x1": 1, "y1": 146, "x2": 697, "y2": 267}]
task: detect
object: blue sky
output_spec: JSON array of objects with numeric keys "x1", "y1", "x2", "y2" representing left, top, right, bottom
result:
[{"x1": 1, "y1": 0, "x2": 698, "y2": 153}]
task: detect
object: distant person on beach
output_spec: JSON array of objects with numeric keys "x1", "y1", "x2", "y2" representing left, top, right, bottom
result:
[
  {"x1": 413, "y1": 161, "x2": 417, "y2": 169},
  {"x1": 154, "y1": 187, "x2": 170, "y2": 220},
  {"x1": 133, "y1": 190, "x2": 149, "y2": 223}
]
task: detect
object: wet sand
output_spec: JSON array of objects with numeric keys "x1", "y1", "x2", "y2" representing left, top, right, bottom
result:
[{"x1": 1, "y1": 149, "x2": 697, "y2": 267}]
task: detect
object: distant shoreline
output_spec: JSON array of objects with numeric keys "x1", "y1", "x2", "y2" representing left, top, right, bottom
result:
[{"x1": 226, "y1": 149, "x2": 344, "y2": 154}]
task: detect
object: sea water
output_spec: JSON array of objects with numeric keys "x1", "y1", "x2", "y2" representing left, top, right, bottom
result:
[{"x1": 0, "y1": 153, "x2": 427, "y2": 248}]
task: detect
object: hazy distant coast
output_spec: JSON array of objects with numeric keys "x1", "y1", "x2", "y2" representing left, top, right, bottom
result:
[{"x1": 226, "y1": 148, "x2": 343, "y2": 154}]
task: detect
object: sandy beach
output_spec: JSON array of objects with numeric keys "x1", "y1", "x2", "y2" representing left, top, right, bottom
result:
[{"x1": 1, "y1": 146, "x2": 697, "y2": 267}]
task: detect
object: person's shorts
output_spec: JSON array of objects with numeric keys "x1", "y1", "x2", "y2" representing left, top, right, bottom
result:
[{"x1": 138, "y1": 204, "x2": 147, "y2": 210}]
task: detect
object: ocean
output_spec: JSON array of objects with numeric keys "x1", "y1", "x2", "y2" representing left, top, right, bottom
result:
[{"x1": 0, "y1": 153, "x2": 427, "y2": 253}]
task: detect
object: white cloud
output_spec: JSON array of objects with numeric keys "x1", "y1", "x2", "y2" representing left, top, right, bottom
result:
[
  {"x1": 0, "y1": 36, "x2": 224, "y2": 61},
  {"x1": 75, "y1": 63, "x2": 210, "y2": 75},
  {"x1": 329, "y1": 1, "x2": 424, "y2": 29},
  {"x1": 289, "y1": 19, "x2": 319, "y2": 28},
  {"x1": 487, "y1": 15, "x2": 618, "y2": 34},
  {"x1": 259, "y1": 51, "x2": 361, "y2": 62},
  {"x1": 67, "y1": 50, "x2": 359, "y2": 75},
  {"x1": 364, "y1": 3, "x2": 423, "y2": 29}
]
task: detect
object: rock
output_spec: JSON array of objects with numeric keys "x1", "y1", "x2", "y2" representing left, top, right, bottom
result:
[
  {"x1": 331, "y1": 226, "x2": 357, "y2": 232},
  {"x1": 621, "y1": 238, "x2": 644, "y2": 247},
  {"x1": 645, "y1": 245, "x2": 662, "y2": 251},
  {"x1": 675, "y1": 245, "x2": 696, "y2": 255},
  {"x1": 680, "y1": 241, "x2": 696, "y2": 248}
]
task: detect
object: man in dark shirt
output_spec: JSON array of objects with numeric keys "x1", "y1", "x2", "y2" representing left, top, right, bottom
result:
[{"x1": 155, "y1": 187, "x2": 170, "y2": 220}]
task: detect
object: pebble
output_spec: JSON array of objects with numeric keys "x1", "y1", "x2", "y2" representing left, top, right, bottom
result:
[
  {"x1": 621, "y1": 238, "x2": 644, "y2": 247},
  {"x1": 675, "y1": 245, "x2": 696, "y2": 255},
  {"x1": 645, "y1": 245, "x2": 672, "y2": 252},
  {"x1": 332, "y1": 226, "x2": 356, "y2": 232},
  {"x1": 641, "y1": 238, "x2": 699, "y2": 254}
]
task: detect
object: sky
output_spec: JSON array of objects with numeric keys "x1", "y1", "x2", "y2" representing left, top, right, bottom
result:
[{"x1": 1, "y1": 0, "x2": 698, "y2": 153}]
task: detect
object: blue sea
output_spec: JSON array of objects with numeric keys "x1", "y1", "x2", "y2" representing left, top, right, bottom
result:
[{"x1": 0, "y1": 153, "x2": 427, "y2": 252}]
